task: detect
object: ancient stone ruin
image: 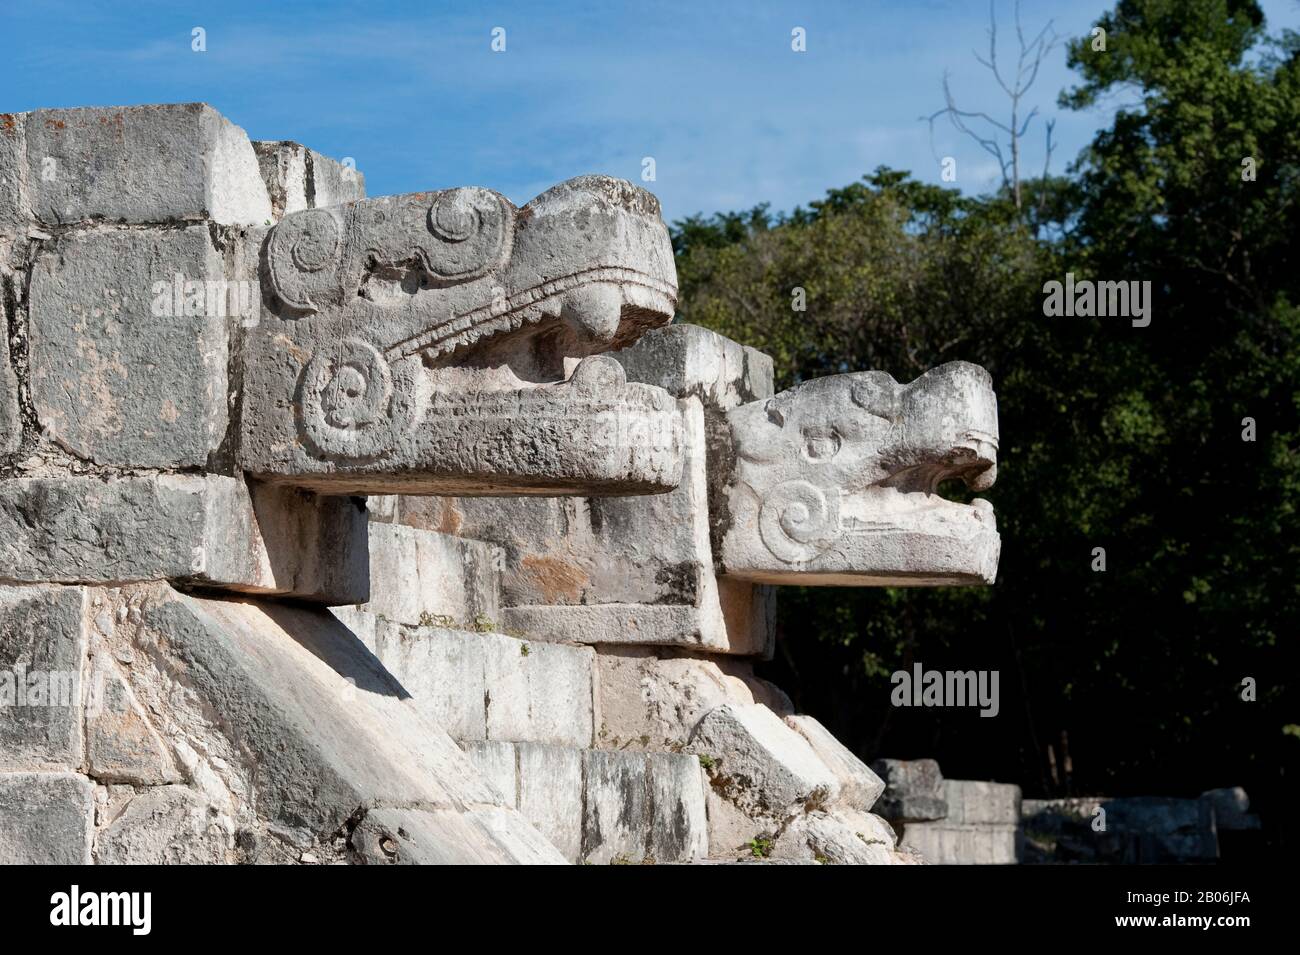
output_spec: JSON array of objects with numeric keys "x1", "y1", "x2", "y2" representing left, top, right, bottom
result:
[{"x1": 0, "y1": 103, "x2": 1001, "y2": 864}]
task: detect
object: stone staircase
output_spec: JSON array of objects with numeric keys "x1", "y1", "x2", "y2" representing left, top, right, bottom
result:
[{"x1": 332, "y1": 518, "x2": 911, "y2": 865}]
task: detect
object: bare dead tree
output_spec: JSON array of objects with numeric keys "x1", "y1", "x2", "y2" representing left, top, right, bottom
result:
[{"x1": 923, "y1": 0, "x2": 1059, "y2": 211}]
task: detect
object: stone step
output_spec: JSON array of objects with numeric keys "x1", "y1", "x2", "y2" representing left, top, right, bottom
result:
[
  {"x1": 461, "y1": 741, "x2": 709, "y2": 865},
  {"x1": 348, "y1": 520, "x2": 505, "y2": 631},
  {"x1": 332, "y1": 608, "x2": 595, "y2": 748}
]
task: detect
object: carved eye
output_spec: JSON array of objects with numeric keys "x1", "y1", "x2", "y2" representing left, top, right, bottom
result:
[
  {"x1": 267, "y1": 208, "x2": 343, "y2": 312},
  {"x1": 801, "y1": 426, "x2": 841, "y2": 461},
  {"x1": 422, "y1": 187, "x2": 513, "y2": 282},
  {"x1": 850, "y1": 373, "x2": 900, "y2": 421}
]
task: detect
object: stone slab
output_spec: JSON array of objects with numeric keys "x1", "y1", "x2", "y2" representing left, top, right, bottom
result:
[
  {"x1": 483, "y1": 632, "x2": 594, "y2": 747},
  {"x1": 0, "y1": 771, "x2": 93, "y2": 864},
  {"x1": 24, "y1": 103, "x2": 270, "y2": 226},
  {"x1": 870, "y1": 758, "x2": 948, "y2": 823},
  {"x1": 785, "y1": 714, "x2": 884, "y2": 812},
  {"x1": 28, "y1": 225, "x2": 228, "y2": 467},
  {"x1": 0, "y1": 585, "x2": 87, "y2": 771},
  {"x1": 611, "y1": 322, "x2": 774, "y2": 410},
  {"x1": 901, "y1": 821, "x2": 1021, "y2": 865},
  {"x1": 0, "y1": 475, "x2": 368, "y2": 604},
  {"x1": 581, "y1": 748, "x2": 649, "y2": 864},
  {"x1": 942, "y1": 779, "x2": 1021, "y2": 826},
  {"x1": 688, "y1": 702, "x2": 839, "y2": 819},
  {"x1": 461, "y1": 739, "x2": 517, "y2": 807},
  {"x1": 516, "y1": 742, "x2": 584, "y2": 863},
  {"x1": 363, "y1": 521, "x2": 502, "y2": 630},
  {"x1": 253, "y1": 141, "x2": 365, "y2": 219}
]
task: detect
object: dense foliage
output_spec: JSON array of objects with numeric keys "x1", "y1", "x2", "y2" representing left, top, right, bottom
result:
[{"x1": 673, "y1": 0, "x2": 1299, "y2": 846}]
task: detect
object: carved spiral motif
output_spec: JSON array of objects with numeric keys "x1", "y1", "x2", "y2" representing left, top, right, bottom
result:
[
  {"x1": 267, "y1": 208, "x2": 343, "y2": 312},
  {"x1": 422, "y1": 187, "x2": 512, "y2": 282},
  {"x1": 758, "y1": 479, "x2": 840, "y2": 563},
  {"x1": 298, "y1": 338, "x2": 411, "y2": 460}
]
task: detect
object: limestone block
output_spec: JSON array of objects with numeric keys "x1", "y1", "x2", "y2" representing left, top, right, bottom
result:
[
  {"x1": 772, "y1": 810, "x2": 898, "y2": 865},
  {"x1": 0, "y1": 476, "x2": 367, "y2": 603},
  {"x1": 24, "y1": 103, "x2": 270, "y2": 226},
  {"x1": 870, "y1": 758, "x2": 948, "y2": 823},
  {"x1": 901, "y1": 822, "x2": 1020, "y2": 865},
  {"x1": 719, "y1": 362, "x2": 1001, "y2": 586},
  {"x1": 0, "y1": 111, "x2": 31, "y2": 233},
  {"x1": 784, "y1": 714, "x2": 884, "y2": 811},
  {"x1": 0, "y1": 771, "x2": 93, "y2": 864},
  {"x1": 582, "y1": 749, "x2": 649, "y2": 864},
  {"x1": 646, "y1": 752, "x2": 708, "y2": 862},
  {"x1": 94, "y1": 785, "x2": 233, "y2": 864},
  {"x1": 28, "y1": 225, "x2": 228, "y2": 467},
  {"x1": 612, "y1": 322, "x2": 774, "y2": 410},
  {"x1": 352, "y1": 619, "x2": 488, "y2": 742},
  {"x1": 516, "y1": 742, "x2": 583, "y2": 863},
  {"x1": 121, "y1": 588, "x2": 512, "y2": 847},
  {"x1": 942, "y1": 779, "x2": 1020, "y2": 826},
  {"x1": 483, "y1": 632, "x2": 594, "y2": 747},
  {"x1": 0, "y1": 585, "x2": 87, "y2": 771},
  {"x1": 253, "y1": 141, "x2": 364, "y2": 219},
  {"x1": 85, "y1": 646, "x2": 181, "y2": 786},
  {"x1": 363, "y1": 522, "x2": 501, "y2": 629},
  {"x1": 348, "y1": 804, "x2": 564, "y2": 865},
  {"x1": 238, "y1": 176, "x2": 682, "y2": 496},
  {"x1": 450, "y1": 397, "x2": 767, "y2": 654},
  {"x1": 688, "y1": 702, "x2": 839, "y2": 818},
  {"x1": 461, "y1": 739, "x2": 518, "y2": 806},
  {"x1": 593, "y1": 648, "x2": 756, "y2": 750}
]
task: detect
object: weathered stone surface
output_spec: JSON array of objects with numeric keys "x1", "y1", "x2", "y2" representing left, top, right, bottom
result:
[
  {"x1": 773, "y1": 809, "x2": 899, "y2": 865},
  {"x1": 646, "y1": 751, "x2": 708, "y2": 862},
  {"x1": 0, "y1": 476, "x2": 367, "y2": 603},
  {"x1": 29, "y1": 225, "x2": 228, "y2": 467},
  {"x1": 101, "y1": 584, "x2": 553, "y2": 863},
  {"x1": 582, "y1": 748, "x2": 649, "y2": 864},
  {"x1": 94, "y1": 784, "x2": 233, "y2": 864},
  {"x1": 901, "y1": 822, "x2": 1020, "y2": 865},
  {"x1": 361, "y1": 522, "x2": 501, "y2": 629},
  {"x1": 612, "y1": 322, "x2": 774, "y2": 411},
  {"x1": 0, "y1": 585, "x2": 86, "y2": 771},
  {"x1": 85, "y1": 644, "x2": 181, "y2": 785},
  {"x1": 483, "y1": 632, "x2": 594, "y2": 747},
  {"x1": 461, "y1": 740, "x2": 518, "y2": 807},
  {"x1": 348, "y1": 804, "x2": 564, "y2": 865},
  {"x1": 784, "y1": 714, "x2": 884, "y2": 811},
  {"x1": 24, "y1": 103, "x2": 270, "y2": 226},
  {"x1": 363, "y1": 619, "x2": 488, "y2": 740},
  {"x1": 451, "y1": 398, "x2": 767, "y2": 654},
  {"x1": 0, "y1": 112, "x2": 31, "y2": 233},
  {"x1": 517, "y1": 742, "x2": 584, "y2": 863},
  {"x1": 0, "y1": 304, "x2": 20, "y2": 455},
  {"x1": 943, "y1": 779, "x2": 1020, "y2": 826},
  {"x1": 340, "y1": 618, "x2": 593, "y2": 746},
  {"x1": 689, "y1": 702, "x2": 839, "y2": 818},
  {"x1": 720, "y1": 362, "x2": 1000, "y2": 585},
  {"x1": 870, "y1": 758, "x2": 948, "y2": 823},
  {"x1": 239, "y1": 176, "x2": 682, "y2": 496},
  {"x1": 594, "y1": 648, "x2": 756, "y2": 750},
  {"x1": 0, "y1": 771, "x2": 93, "y2": 864},
  {"x1": 253, "y1": 141, "x2": 365, "y2": 219}
]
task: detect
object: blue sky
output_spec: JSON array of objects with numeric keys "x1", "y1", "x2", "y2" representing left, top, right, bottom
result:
[{"x1": 3, "y1": 0, "x2": 1299, "y2": 223}]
